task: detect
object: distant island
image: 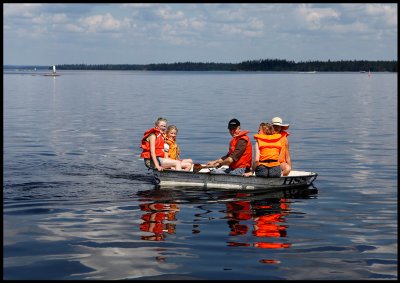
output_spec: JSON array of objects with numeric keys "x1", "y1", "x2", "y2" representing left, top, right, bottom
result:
[{"x1": 4, "y1": 59, "x2": 397, "y2": 72}]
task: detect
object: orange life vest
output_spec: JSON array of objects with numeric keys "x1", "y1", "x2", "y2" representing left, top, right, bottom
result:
[
  {"x1": 228, "y1": 130, "x2": 252, "y2": 169},
  {"x1": 254, "y1": 133, "x2": 284, "y2": 167},
  {"x1": 165, "y1": 136, "x2": 181, "y2": 160},
  {"x1": 140, "y1": 127, "x2": 165, "y2": 159}
]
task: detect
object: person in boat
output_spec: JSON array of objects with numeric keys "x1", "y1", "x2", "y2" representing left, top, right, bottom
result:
[
  {"x1": 206, "y1": 118, "x2": 252, "y2": 175},
  {"x1": 140, "y1": 117, "x2": 185, "y2": 171},
  {"x1": 243, "y1": 122, "x2": 284, "y2": 178},
  {"x1": 271, "y1": 117, "x2": 292, "y2": 176},
  {"x1": 257, "y1": 122, "x2": 267, "y2": 134},
  {"x1": 258, "y1": 121, "x2": 273, "y2": 135},
  {"x1": 165, "y1": 125, "x2": 193, "y2": 171}
]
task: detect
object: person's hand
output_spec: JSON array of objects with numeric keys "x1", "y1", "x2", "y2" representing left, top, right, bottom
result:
[
  {"x1": 243, "y1": 172, "x2": 253, "y2": 177},
  {"x1": 156, "y1": 165, "x2": 163, "y2": 171}
]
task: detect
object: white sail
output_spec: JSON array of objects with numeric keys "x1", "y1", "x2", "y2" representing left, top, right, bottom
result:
[{"x1": 52, "y1": 65, "x2": 56, "y2": 73}]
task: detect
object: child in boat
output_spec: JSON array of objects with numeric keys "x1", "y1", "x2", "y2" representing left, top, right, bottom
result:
[
  {"x1": 165, "y1": 125, "x2": 193, "y2": 171},
  {"x1": 258, "y1": 122, "x2": 274, "y2": 135},
  {"x1": 140, "y1": 117, "x2": 185, "y2": 171},
  {"x1": 244, "y1": 122, "x2": 283, "y2": 178}
]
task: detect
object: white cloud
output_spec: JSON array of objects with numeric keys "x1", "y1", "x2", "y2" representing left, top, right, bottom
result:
[
  {"x1": 65, "y1": 23, "x2": 84, "y2": 33},
  {"x1": 31, "y1": 13, "x2": 67, "y2": 25},
  {"x1": 3, "y1": 3, "x2": 42, "y2": 17},
  {"x1": 3, "y1": 3, "x2": 397, "y2": 64},
  {"x1": 328, "y1": 21, "x2": 369, "y2": 34},
  {"x1": 189, "y1": 19, "x2": 206, "y2": 30},
  {"x1": 79, "y1": 13, "x2": 127, "y2": 33},
  {"x1": 121, "y1": 3, "x2": 154, "y2": 9},
  {"x1": 296, "y1": 4, "x2": 340, "y2": 30},
  {"x1": 365, "y1": 4, "x2": 397, "y2": 27},
  {"x1": 214, "y1": 6, "x2": 247, "y2": 22},
  {"x1": 156, "y1": 7, "x2": 185, "y2": 20}
]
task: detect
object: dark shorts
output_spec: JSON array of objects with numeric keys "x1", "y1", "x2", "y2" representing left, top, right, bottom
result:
[
  {"x1": 255, "y1": 165, "x2": 281, "y2": 178},
  {"x1": 211, "y1": 167, "x2": 249, "y2": 175},
  {"x1": 144, "y1": 158, "x2": 161, "y2": 169}
]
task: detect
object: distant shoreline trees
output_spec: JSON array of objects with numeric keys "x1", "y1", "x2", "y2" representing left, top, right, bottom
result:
[
  {"x1": 56, "y1": 59, "x2": 397, "y2": 72},
  {"x1": 4, "y1": 59, "x2": 397, "y2": 72}
]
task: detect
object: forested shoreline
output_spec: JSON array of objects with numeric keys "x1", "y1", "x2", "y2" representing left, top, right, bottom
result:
[{"x1": 4, "y1": 59, "x2": 397, "y2": 72}]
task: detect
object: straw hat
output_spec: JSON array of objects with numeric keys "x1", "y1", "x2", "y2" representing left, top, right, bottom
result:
[{"x1": 271, "y1": 117, "x2": 289, "y2": 130}]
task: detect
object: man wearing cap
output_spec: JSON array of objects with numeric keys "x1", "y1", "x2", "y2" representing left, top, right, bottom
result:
[
  {"x1": 206, "y1": 118, "x2": 252, "y2": 175},
  {"x1": 271, "y1": 117, "x2": 292, "y2": 176}
]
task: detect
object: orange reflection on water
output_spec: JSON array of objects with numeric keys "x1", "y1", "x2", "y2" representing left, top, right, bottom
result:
[
  {"x1": 226, "y1": 194, "x2": 291, "y2": 254},
  {"x1": 139, "y1": 202, "x2": 180, "y2": 241}
]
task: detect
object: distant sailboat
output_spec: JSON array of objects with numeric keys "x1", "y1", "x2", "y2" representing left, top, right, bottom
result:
[
  {"x1": 368, "y1": 70, "x2": 371, "y2": 78},
  {"x1": 43, "y1": 65, "x2": 60, "y2": 77}
]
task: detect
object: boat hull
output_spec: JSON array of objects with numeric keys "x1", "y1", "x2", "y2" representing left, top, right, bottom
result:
[{"x1": 153, "y1": 169, "x2": 317, "y2": 190}]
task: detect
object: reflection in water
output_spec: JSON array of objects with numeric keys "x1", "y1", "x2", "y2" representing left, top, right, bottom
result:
[
  {"x1": 139, "y1": 202, "x2": 180, "y2": 241},
  {"x1": 137, "y1": 186, "x2": 317, "y2": 264},
  {"x1": 225, "y1": 193, "x2": 291, "y2": 263}
]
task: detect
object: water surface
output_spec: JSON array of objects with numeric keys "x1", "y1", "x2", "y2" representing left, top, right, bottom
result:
[{"x1": 3, "y1": 70, "x2": 397, "y2": 279}]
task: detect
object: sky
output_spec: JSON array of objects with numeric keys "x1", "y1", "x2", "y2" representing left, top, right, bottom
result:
[{"x1": 3, "y1": 3, "x2": 398, "y2": 65}]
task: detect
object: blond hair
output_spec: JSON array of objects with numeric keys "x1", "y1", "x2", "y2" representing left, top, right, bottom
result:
[
  {"x1": 258, "y1": 122, "x2": 274, "y2": 135},
  {"x1": 167, "y1": 125, "x2": 178, "y2": 134},
  {"x1": 155, "y1": 117, "x2": 168, "y2": 126}
]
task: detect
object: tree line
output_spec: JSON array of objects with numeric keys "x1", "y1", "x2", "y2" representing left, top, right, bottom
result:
[{"x1": 55, "y1": 59, "x2": 396, "y2": 72}]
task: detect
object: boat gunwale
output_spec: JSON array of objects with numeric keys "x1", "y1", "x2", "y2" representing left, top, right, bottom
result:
[{"x1": 153, "y1": 169, "x2": 318, "y2": 189}]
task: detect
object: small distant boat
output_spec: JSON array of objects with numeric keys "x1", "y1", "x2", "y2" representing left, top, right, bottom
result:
[
  {"x1": 299, "y1": 71, "x2": 317, "y2": 74},
  {"x1": 359, "y1": 71, "x2": 366, "y2": 73},
  {"x1": 43, "y1": 65, "x2": 60, "y2": 77}
]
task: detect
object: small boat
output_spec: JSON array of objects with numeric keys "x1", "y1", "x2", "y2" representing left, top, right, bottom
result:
[
  {"x1": 43, "y1": 65, "x2": 60, "y2": 76},
  {"x1": 299, "y1": 71, "x2": 317, "y2": 74},
  {"x1": 153, "y1": 166, "x2": 318, "y2": 190}
]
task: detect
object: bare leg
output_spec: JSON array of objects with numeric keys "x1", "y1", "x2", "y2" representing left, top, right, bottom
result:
[
  {"x1": 160, "y1": 158, "x2": 183, "y2": 170},
  {"x1": 181, "y1": 158, "x2": 193, "y2": 171}
]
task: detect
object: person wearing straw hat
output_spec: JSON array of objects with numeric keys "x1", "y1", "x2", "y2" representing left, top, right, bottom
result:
[{"x1": 271, "y1": 117, "x2": 292, "y2": 176}]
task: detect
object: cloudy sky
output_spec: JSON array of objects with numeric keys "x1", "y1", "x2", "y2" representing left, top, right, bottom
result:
[{"x1": 3, "y1": 3, "x2": 397, "y2": 65}]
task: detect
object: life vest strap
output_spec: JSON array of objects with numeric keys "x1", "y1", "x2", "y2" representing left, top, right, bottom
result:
[{"x1": 259, "y1": 159, "x2": 278, "y2": 163}]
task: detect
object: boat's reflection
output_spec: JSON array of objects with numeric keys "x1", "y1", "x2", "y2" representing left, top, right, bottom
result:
[
  {"x1": 139, "y1": 202, "x2": 180, "y2": 241},
  {"x1": 137, "y1": 186, "x2": 318, "y2": 255},
  {"x1": 138, "y1": 185, "x2": 318, "y2": 204},
  {"x1": 225, "y1": 195, "x2": 291, "y2": 257}
]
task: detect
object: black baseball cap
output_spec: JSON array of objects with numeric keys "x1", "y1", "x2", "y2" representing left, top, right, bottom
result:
[{"x1": 228, "y1": 118, "x2": 240, "y2": 129}]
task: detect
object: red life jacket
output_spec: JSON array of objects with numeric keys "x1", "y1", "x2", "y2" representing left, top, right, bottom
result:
[
  {"x1": 228, "y1": 130, "x2": 252, "y2": 169},
  {"x1": 140, "y1": 127, "x2": 165, "y2": 159}
]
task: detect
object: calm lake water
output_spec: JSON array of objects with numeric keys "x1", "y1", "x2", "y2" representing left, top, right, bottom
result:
[{"x1": 3, "y1": 70, "x2": 397, "y2": 280}]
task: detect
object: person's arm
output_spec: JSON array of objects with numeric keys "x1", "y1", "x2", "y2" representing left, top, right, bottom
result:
[
  {"x1": 149, "y1": 134, "x2": 163, "y2": 171},
  {"x1": 244, "y1": 142, "x2": 259, "y2": 176},
  {"x1": 253, "y1": 142, "x2": 260, "y2": 170},
  {"x1": 285, "y1": 139, "x2": 292, "y2": 167},
  {"x1": 207, "y1": 158, "x2": 223, "y2": 167},
  {"x1": 207, "y1": 154, "x2": 228, "y2": 167},
  {"x1": 207, "y1": 139, "x2": 247, "y2": 167},
  {"x1": 225, "y1": 139, "x2": 247, "y2": 165}
]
